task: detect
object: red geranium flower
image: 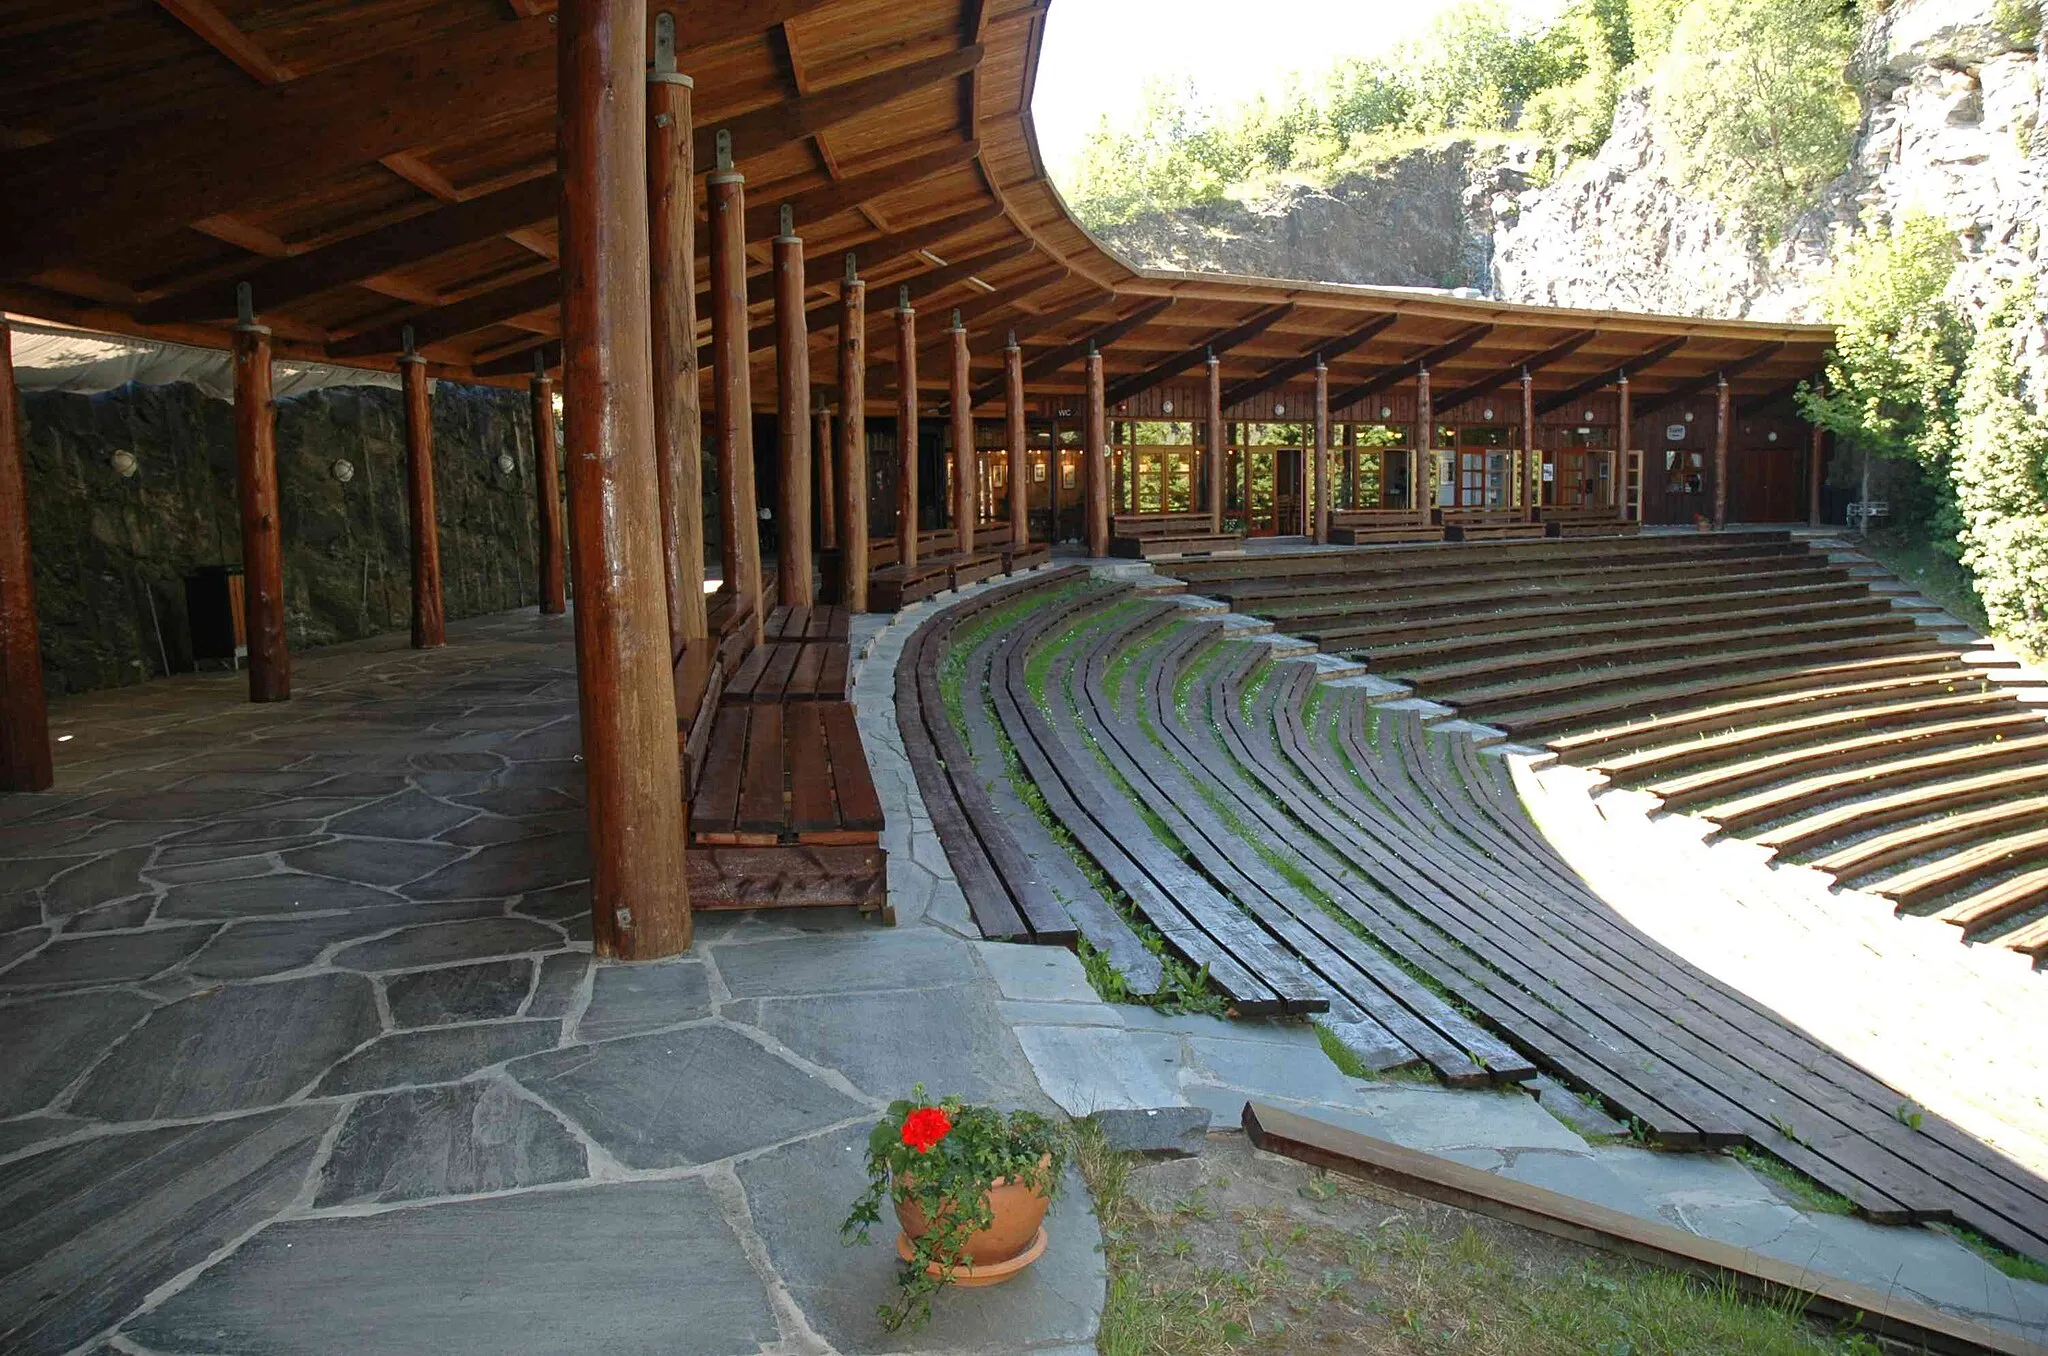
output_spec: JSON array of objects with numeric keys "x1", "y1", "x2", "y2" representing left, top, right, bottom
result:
[{"x1": 900, "y1": 1106, "x2": 952, "y2": 1154}]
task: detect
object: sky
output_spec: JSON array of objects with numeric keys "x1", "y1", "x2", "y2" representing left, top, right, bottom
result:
[{"x1": 1029, "y1": 0, "x2": 1568, "y2": 176}]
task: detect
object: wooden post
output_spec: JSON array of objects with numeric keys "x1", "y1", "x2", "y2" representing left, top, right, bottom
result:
[
  {"x1": 233, "y1": 290, "x2": 290, "y2": 703},
  {"x1": 838, "y1": 256, "x2": 869, "y2": 612},
  {"x1": 531, "y1": 361, "x2": 567, "y2": 614},
  {"x1": 0, "y1": 317, "x2": 52, "y2": 792},
  {"x1": 708, "y1": 131, "x2": 763, "y2": 641},
  {"x1": 894, "y1": 286, "x2": 918, "y2": 571},
  {"x1": 1616, "y1": 371, "x2": 1631, "y2": 518},
  {"x1": 1713, "y1": 371, "x2": 1731, "y2": 530},
  {"x1": 815, "y1": 394, "x2": 835, "y2": 552},
  {"x1": 1311, "y1": 355, "x2": 1329, "y2": 544},
  {"x1": 400, "y1": 338, "x2": 446, "y2": 649},
  {"x1": 1414, "y1": 364, "x2": 1433, "y2": 511},
  {"x1": 558, "y1": 0, "x2": 690, "y2": 960},
  {"x1": 1808, "y1": 403, "x2": 1825, "y2": 528},
  {"x1": 647, "y1": 15, "x2": 707, "y2": 643},
  {"x1": 948, "y1": 310, "x2": 974, "y2": 557},
  {"x1": 773, "y1": 205, "x2": 813, "y2": 606},
  {"x1": 1085, "y1": 342, "x2": 1108, "y2": 558},
  {"x1": 1205, "y1": 348, "x2": 1224, "y2": 533},
  {"x1": 1520, "y1": 366, "x2": 1537, "y2": 519},
  {"x1": 1005, "y1": 332, "x2": 1027, "y2": 548}
]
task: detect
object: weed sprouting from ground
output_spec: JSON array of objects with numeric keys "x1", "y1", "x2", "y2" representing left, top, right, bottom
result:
[{"x1": 1726, "y1": 1147, "x2": 1855, "y2": 1216}]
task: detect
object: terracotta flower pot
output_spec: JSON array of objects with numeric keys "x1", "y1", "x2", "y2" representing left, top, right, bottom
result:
[{"x1": 891, "y1": 1157, "x2": 1051, "y2": 1287}]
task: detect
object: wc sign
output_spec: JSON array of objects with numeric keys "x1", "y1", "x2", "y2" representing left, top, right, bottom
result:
[{"x1": 1664, "y1": 423, "x2": 1688, "y2": 442}]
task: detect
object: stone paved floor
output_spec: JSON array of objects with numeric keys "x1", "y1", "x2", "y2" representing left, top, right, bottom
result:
[{"x1": 0, "y1": 610, "x2": 1102, "y2": 1356}]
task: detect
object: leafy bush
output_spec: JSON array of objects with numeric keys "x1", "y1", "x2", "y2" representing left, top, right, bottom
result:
[
  {"x1": 1646, "y1": 0, "x2": 1858, "y2": 237},
  {"x1": 1951, "y1": 284, "x2": 2048, "y2": 654}
]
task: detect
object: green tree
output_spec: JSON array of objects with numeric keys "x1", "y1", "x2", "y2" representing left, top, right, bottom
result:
[
  {"x1": 1951, "y1": 284, "x2": 2048, "y2": 654},
  {"x1": 1648, "y1": 0, "x2": 1858, "y2": 236}
]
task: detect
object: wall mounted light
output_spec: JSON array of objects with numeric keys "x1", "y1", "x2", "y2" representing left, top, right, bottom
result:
[
  {"x1": 1768, "y1": 431, "x2": 1779, "y2": 443},
  {"x1": 1481, "y1": 407, "x2": 1494, "y2": 420},
  {"x1": 110, "y1": 449, "x2": 138, "y2": 478},
  {"x1": 1685, "y1": 411, "x2": 1696, "y2": 423},
  {"x1": 1160, "y1": 400, "x2": 1173, "y2": 414},
  {"x1": 331, "y1": 458, "x2": 355, "y2": 483},
  {"x1": 496, "y1": 453, "x2": 517, "y2": 476},
  {"x1": 1583, "y1": 409, "x2": 1596, "y2": 421},
  {"x1": 1273, "y1": 403, "x2": 1286, "y2": 416}
]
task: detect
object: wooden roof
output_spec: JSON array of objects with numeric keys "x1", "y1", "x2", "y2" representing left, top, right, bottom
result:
[{"x1": 0, "y1": 0, "x2": 1835, "y2": 416}]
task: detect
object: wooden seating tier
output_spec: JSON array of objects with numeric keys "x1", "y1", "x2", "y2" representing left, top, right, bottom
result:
[
  {"x1": 1327, "y1": 508, "x2": 1437, "y2": 545},
  {"x1": 1440, "y1": 507, "x2": 1545, "y2": 541},
  {"x1": 1109, "y1": 510, "x2": 1243, "y2": 559}
]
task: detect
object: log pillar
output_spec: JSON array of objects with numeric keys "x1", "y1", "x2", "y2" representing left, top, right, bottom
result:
[
  {"x1": 531, "y1": 361, "x2": 567, "y2": 614},
  {"x1": 1807, "y1": 385, "x2": 1825, "y2": 527},
  {"x1": 648, "y1": 17, "x2": 707, "y2": 643},
  {"x1": 815, "y1": 395, "x2": 835, "y2": 553},
  {"x1": 1414, "y1": 364, "x2": 1433, "y2": 511},
  {"x1": 558, "y1": 0, "x2": 690, "y2": 959},
  {"x1": 1520, "y1": 365, "x2": 1537, "y2": 519},
  {"x1": 1205, "y1": 348, "x2": 1224, "y2": 533},
  {"x1": 1311, "y1": 355, "x2": 1329, "y2": 544},
  {"x1": 1616, "y1": 371, "x2": 1632, "y2": 518},
  {"x1": 708, "y1": 131, "x2": 763, "y2": 641},
  {"x1": 773, "y1": 206, "x2": 813, "y2": 607},
  {"x1": 838, "y1": 257, "x2": 869, "y2": 612},
  {"x1": 233, "y1": 295, "x2": 290, "y2": 703},
  {"x1": 400, "y1": 342, "x2": 446, "y2": 650},
  {"x1": 0, "y1": 317, "x2": 52, "y2": 792},
  {"x1": 1713, "y1": 371, "x2": 1731, "y2": 530},
  {"x1": 1084, "y1": 342, "x2": 1108, "y2": 558},
  {"x1": 894, "y1": 287, "x2": 918, "y2": 571},
  {"x1": 948, "y1": 311, "x2": 974, "y2": 557},
  {"x1": 1004, "y1": 332, "x2": 1028, "y2": 548}
]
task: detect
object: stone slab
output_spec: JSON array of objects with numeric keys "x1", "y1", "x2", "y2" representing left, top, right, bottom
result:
[
  {"x1": 180, "y1": 900, "x2": 505, "y2": 981},
  {"x1": 316, "y1": 1019, "x2": 561, "y2": 1096},
  {"x1": 386, "y1": 958, "x2": 534, "y2": 1027},
  {"x1": 40, "y1": 847, "x2": 155, "y2": 919},
  {"x1": 314, "y1": 1078, "x2": 587, "y2": 1207},
  {"x1": 998, "y1": 999, "x2": 1125, "y2": 1027},
  {"x1": 526, "y1": 951, "x2": 590, "y2": 1018},
  {"x1": 1090, "y1": 1105, "x2": 1213, "y2": 1155},
  {"x1": 127, "y1": 1179, "x2": 778, "y2": 1356},
  {"x1": 712, "y1": 928, "x2": 977, "y2": 999},
  {"x1": 1015, "y1": 1024, "x2": 1185, "y2": 1116},
  {"x1": 736, "y1": 1122, "x2": 1103, "y2": 1354},
  {"x1": 331, "y1": 917, "x2": 561, "y2": 972},
  {"x1": 328, "y1": 790, "x2": 479, "y2": 842},
  {"x1": 0, "y1": 926, "x2": 216, "y2": 992},
  {"x1": 575, "y1": 959, "x2": 710, "y2": 1041},
  {"x1": 973, "y1": 941, "x2": 1099, "y2": 1004},
  {"x1": 0, "y1": 1105, "x2": 337, "y2": 1356},
  {"x1": 156, "y1": 873, "x2": 401, "y2": 922},
  {"x1": 279, "y1": 839, "x2": 468, "y2": 888},
  {"x1": 509, "y1": 1024, "x2": 866, "y2": 1170},
  {"x1": 403, "y1": 832, "x2": 590, "y2": 901},
  {"x1": 0, "y1": 990, "x2": 155, "y2": 1117},
  {"x1": 729, "y1": 984, "x2": 1048, "y2": 1109}
]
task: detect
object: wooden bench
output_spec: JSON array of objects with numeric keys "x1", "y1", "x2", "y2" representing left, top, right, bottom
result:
[
  {"x1": 1540, "y1": 505, "x2": 1639, "y2": 538},
  {"x1": 867, "y1": 529, "x2": 1010, "y2": 610},
  {"x1": 976, "y1": 528, "x2": 1051, "y2": 574},
  {"x1": 691, "y1": 700, "x2": 883, "y2": 846},
  {"x1": 1440, "y1": 508, "x2": 1544, "y2": 542},
  {"x1": 1109, "y1": 511, "x2": 1244, "y2": 559},
  {"x1": 763, "y1": 604, "x2": 849, "y2": 643},
  {"x1": 1328, "y1": 508, "x2": 1438, "y2": 545},
  {"x1": 724, "y1": 640, "x2": 848, "y2": 703}
]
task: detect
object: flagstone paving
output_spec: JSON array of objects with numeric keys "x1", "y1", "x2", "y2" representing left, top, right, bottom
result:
[{"x1": 0, "y1": 611, "x2": 1104, "y2": 1356}]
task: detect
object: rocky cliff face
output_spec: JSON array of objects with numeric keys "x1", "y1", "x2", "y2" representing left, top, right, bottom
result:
[{"x1": 22, "y1": 381, "x2": 550, "y2": 696}]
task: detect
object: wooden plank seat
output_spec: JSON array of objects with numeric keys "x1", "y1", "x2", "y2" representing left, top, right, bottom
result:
[
  {"x1": 1110, "y1": 510, "x2": 1244, "y2": 559},
  {"x1": 691, "y1": 699, "x2": 883, "y2": 847},
  {"x1": 1327, "y1": 508, "x2": 1438, "y2": 544},
  {"x1": 1701, "y1": 729, "x2": 2048, "y2": 836},
  {"x1": 1440, "y1": 508, "x2": 1545, "y2": 542},
  {"x1": 723, "y1": 639, "x2": 848, "y2": 703},
  {"x1": 763, "y1": 604, "x2": 849, "y2": 643},
  {"x1": 975, "y1": 528, "x2": 1051, "y2": 573},
  {"x1": 1540, "y1": 505, "x2": 1640, "y2": 538}
]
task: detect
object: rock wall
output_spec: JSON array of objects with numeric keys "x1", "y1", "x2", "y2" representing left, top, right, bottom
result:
[{"x1": 21, "y1": 380, "x2": 551, "y2": 697}]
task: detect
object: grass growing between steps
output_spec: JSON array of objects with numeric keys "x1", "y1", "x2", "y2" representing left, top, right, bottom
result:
[
  {"x1": 1939, "y1": 1224, "x2": 2048, "y2": 1286},
  {"x1": 1726, "y1": 1147, "x2": 1856, "y2": 1217},
  {"x1": 1078, "y1": 1126, "x2": 1886, "y2": 1356},
  {"x1": 935, "y1": 578, "x2": 1094, "y2": 742}
]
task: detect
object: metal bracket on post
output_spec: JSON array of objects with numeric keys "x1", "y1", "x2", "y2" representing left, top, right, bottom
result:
[
  {"x1": 1006, "y1": 330, "x2": 1018, "y2": 352},
  {"x1": 714, "y1": 129, "x2": 733, "y2": 173},
  {"x1": 897, "y1": 285, "x2": 911, "y2": 312},
  {"x1": 844, "y1": 252, "x2": 858, "y2": 285},
  {"x1": 778, "y1": 203, "x2": 794, "y2": 239},
  {"x1": 950, "y1": 308, "x2": 963, "y2": 332},
  {"x1": 401, "y1": 325, "x2": 418, "y2": 360},
  {"x1": 649, "y1": 13, "x2": 691, "y2": 87}
]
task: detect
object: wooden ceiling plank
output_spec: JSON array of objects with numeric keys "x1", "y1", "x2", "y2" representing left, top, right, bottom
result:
[
  {"x1": 697, "y1": 43, "x2": 983, "y2": 166},
  {"x1": 154, "y1": 0, "x2": 296, "y2": 85},
  {"x1": 1631, "y1": 343, "x2": 1786, "y2": 419},
  {"x1": 1220, "y1": 313, "x2": 1399, "y2": 408},
  {"x1": 1103, "y1": 303, "x2": 1294, "y2": 406},
  {"x1": 328, "y1": 270, "x2": 560, "y2": 359},
  {"x1": 743, "y1": 139, "x2": 978, "y2": 240},
  {"x1": 140, "y1": 176, "x2": 561, "y2": 324},
  {"x1": 1533, "y1": 335, "x2": 1690, "y2": 415},
  {"x1": 1431, "y1": 329, "x2": 1598, "y2": 412},
  {"x1": 973, "y1": 297, "x2": 1173, "y2": 403},
  {"x1": 1326, "y1": 324, "x2": 1495, "y2": 412}
]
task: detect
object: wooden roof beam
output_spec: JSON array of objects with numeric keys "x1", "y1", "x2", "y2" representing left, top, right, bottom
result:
[
  {"x1": 742, "y1": 140, "x2": 979, "y2": 240},
  {"x1": 328, "y1": 271, "x2": 558, "y2": 359},
  {"x1": 155, "y1": 0, "x2": 296, "y2": 84},
  {"x1": 1736, "y1": 378, "x2": 1811, "y2": 420},
  {"x1": 1632, "y1": 344, "x2": 1785, "y2": 419},
  {"x1": 0, "y1": 0, "x2": 840, "y2": 280},
  {"x1": 140, "y1": 176, "x2": 560, "y2": 323},
  {"x1": 1534, "y1": 335, "x2": 1688, "y2": 415},
  {"x1": 1430, "y1": 330, "x2": 1598, "y2": 412},
  {"x1": 740, "y1": 204, "x2": 1004, "y2": 309},
  {"x1": 1220, "y1": 314, "x2": 1400, "y2": 408},
  {"x1": 475, "y1": 338, "x2": 560, "y2": 378},
  {"x1": 1325, "y1": 324, "x2": 1495, "y2": 412},
  {"x1": 698, "y1": 44, "x2": 983, "y2": 167},
  {"x1": 1103, "y1": 304, "x2": 1294, "y2": 407},
  {"x1": 973, "y1": 298, "x2": 1175, "y2": 404}
]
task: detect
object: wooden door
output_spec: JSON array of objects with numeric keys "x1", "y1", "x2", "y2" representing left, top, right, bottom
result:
[
  {"x1": 1273, "y1": 447, "x2": 1302, "y2": 535},
  {"x1": 1730, "y1": 447, "x2": 1799, "y2": 522}
]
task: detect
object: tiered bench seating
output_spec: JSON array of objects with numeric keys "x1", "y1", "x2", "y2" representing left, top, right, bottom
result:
[
  {"x1": 1327, "y1": 507, "x2": 1436, "y2": 544},
  {"x1": 1108, "y1": 511, "x2": 1243, "y2": 559},
  {"x1": 1169, "y1": 531, "x2": 2048, "y2": 961},
  {"x1": 950, "y1": 575, "x2": 2048, "y2": 1264},
  {"x1": 1439, "y1": 507, "x2": 1544, "y2": 541},
  {"x1": 1540, "y1": 505, "x2": 1639, "y2": 538},
  {"x1": 672, "y1": 588, "x2": 887, "y2": 919},
  {"x1": 867, "y1": 528, "x2": 1028, "y2": 610}
]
